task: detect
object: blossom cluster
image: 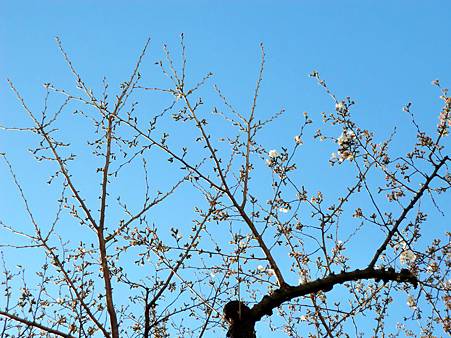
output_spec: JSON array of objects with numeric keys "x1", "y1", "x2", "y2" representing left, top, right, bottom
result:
[
  {"x1": 257, "y1": 265, "x2": 275, "y2": 277},
  {"x1": 268, "y1": 197, "x2": 292, "y2": 215},
  {"x1": 437, "y1": 97, "x2": 451, "y2": 136},
  {"x1": 331, "y1": 129, "x2": 357, "y2": 163},
  {"x1": 396, "y1": 241, "x2": 417, "y2": 266},
  {"x1": 335, "y1": 101, "x2": 348, "y2": 114},
  {"x1": 266, "y1": 149, "x2": 296, "y2": 179}
]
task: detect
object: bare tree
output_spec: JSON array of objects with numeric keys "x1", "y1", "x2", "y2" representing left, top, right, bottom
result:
[{"x1": 0, "y1": 36, "x2": 449, "y2": 337}]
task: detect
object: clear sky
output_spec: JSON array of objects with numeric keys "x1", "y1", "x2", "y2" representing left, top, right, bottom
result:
[{"x1": 1, "y1": 1, "x2": 450, "y2": 337}]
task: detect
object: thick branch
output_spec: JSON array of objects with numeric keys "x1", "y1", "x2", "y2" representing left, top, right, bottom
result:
[
  {"x1": 0, "y1": 311, "x2": 75, "y2": 338},
  {"x1": 249, "y1": 267, "x2": 417, "y2": 322}
]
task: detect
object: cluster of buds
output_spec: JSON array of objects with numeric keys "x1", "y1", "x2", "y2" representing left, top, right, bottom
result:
[
  {"x1": 294, "y1": 135, "x2": 303, "y2": 145},
  {"x1": 331, "y1": 240, "x2": 348, "y2": 264},
  {"x1": 331, "y1": 240, "x2": 345, "y2": 255},
  {"x1": 335, "y1": 101, "x2": 348, "y2": 114},
  {"x1": 266, "y1": 149, "x2": 279, "y2": 166},
  {"x1": 266, "y1": 149, "x2": 295, "y2": 179},
  {"x1": 406, "y1": 295, "x2": 417, "y2": 309},
  {"x1": 270, "y1": 197, "x2": 291, "y2": 214},
  {"x1": 438, "y1": 97, "x2": 451, "y2": 136},
  {"x1": 331, "y1": 129, "x2": 357, "y2": 163},
  {"x1": 310, "y1": 191, "x2": 323, "y2": 204},
  {"x1": 257, "y1": 264, "x2": 276, "y2": 277},
  {"x1": 387, "y1": 188, "x2": 405, "y2": 202},
  {"x1": 212, "y1": 209, "x2": 229, "y2": 221}
]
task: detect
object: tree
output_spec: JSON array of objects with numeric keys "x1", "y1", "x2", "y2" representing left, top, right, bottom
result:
[{"x1": 0, "y1": 36, "x2": 449, "y2": 338}]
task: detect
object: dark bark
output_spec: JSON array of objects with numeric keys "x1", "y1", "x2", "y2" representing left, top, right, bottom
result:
[
  {"x1": 223, "y1": 267, "x2": 417, "y2": 337},
  {"x1": 223, "y1": 301, "x2": 256, "y2": 338}
]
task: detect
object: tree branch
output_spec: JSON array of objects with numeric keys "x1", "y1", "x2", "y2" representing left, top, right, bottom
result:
[
  {"x1": 0, "y1": 310, "x2": 75, "y2": 338},
  {"x1": 250, "y1": 267, "x2": 417, "y2": 322},
  {"x1": 369, "y1": 155, "x2": 449, "y2": 268}
]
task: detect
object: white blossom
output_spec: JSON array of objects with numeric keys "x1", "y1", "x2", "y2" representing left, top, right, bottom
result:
[
  {"x1": 267, "y1": 268, "x2": 275, "y2": 276},
  {"x1": 400, "y1": 249, "x2": 416, "y2": 265},
  {"x1": 294, "y1": 135, "x2": 303, "y2": 145},
  {"x1": 335, "y1": 101, "x2": 346, "y2": 111},
  {"x1": 268, "y1": 149, "x2": 279, "y2": 158},
  {"x1": 337, "y1": 134, "x2": 346, "y2": 146},
  {"x1": 337, "y1": 130, "x2": 355, "y2": 146}
]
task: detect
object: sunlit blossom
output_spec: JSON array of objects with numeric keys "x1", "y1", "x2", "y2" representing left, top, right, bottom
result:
[
  {"x1": 268, "y1": 149, "x2": 279, "y2": 158},
  {"x1": 267, "y1": 269, "x2": 275, "y2": 276},
  {"x1": 294, "y1": 135, "x2": 303, "y2": 145},
  {"x1": 335, "y1": 101, "x2": 346, "y2": 112},
  {"x1": 400, "y1": 249, "x2": 416, "y2": 265}
]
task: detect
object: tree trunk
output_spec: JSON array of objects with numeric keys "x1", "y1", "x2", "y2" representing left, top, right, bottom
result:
[{"x1": 223, "y1": 301, "x2": 256, "y2": 338}]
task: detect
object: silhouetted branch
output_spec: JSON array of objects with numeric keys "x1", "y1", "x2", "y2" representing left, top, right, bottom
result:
[
  {"x1": 250, "y1": 267, "x2": 417, "y2": 322},
  {"x1": 0, "y1": 311, "x2": 75, "y2": 338}
]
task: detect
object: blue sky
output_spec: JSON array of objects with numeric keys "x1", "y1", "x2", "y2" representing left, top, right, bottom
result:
[{"x1": 1, "y1": 1, "x2": 450, "y2": 337}]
